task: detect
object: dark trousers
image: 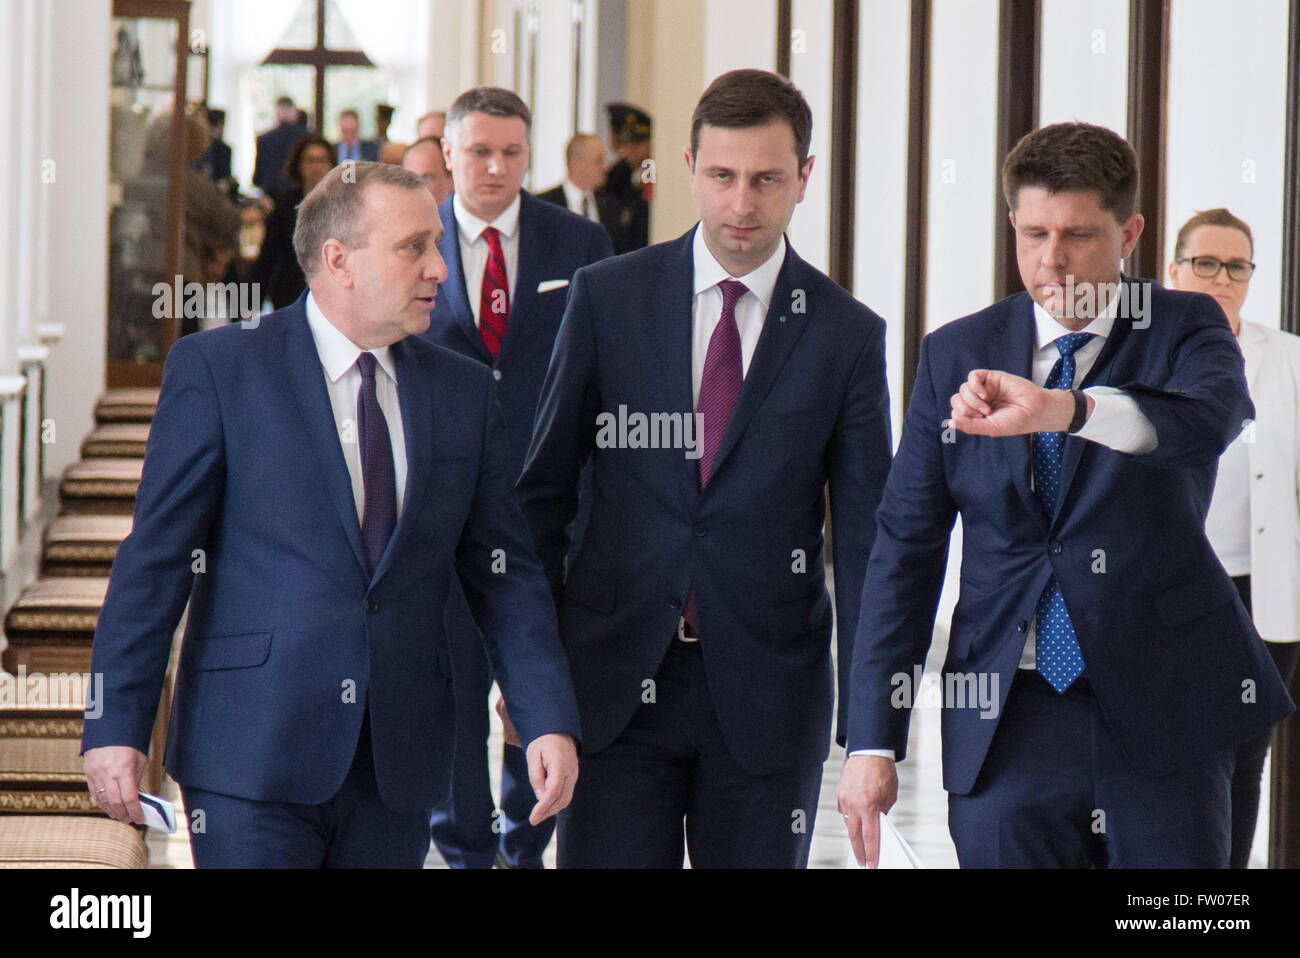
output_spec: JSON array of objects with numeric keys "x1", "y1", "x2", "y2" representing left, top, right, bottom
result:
[
  {"x1": 557, "y1": 638, "x2": 823, "y2": 869},
  {"x1": 428, "y1": 636, "x2": 554, "y2": 868},
  {"x1": 1228, "y1": 575, "x2": 1300, "y2": 868},
  {"x1": 180, "y1": 710, "x2": 431, "y2": 868},
  {"x1": 948, "y1": 669, "x2": 1233, "y2": 868}
]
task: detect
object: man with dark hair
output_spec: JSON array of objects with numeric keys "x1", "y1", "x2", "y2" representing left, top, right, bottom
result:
[
  {"x1": 518, "y1": 68, "x2": 891, "y2": 867},
  {"x1": 595, "y1": 102, "x2": 652, "y2": 253},
  {"x1": 253, "y1": 95, "x2": 307, "y2": 194},
  {"x1": 536, "y1": 133, "x2": 608, "y2": 229},
  {"x1": 422, "y1": 87, "x2": 613, "y2": 869},
  {"x1": 838, "y1": 122, "x2": 1294, "y2": 868},
  {"x1": 336, "y1": 109, "x2": 379, "y2": 164},
  {"x1": 82, "y1": 162, "x2": 580, "y2": 868}
]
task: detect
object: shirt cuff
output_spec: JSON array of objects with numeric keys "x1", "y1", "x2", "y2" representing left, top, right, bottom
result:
[
  {"x1": 848, "y1": 749, "x2": 896, "y2": 760},
  {"x1": 1074, "y1": 386, "x2": 1158, "y2": 454}
]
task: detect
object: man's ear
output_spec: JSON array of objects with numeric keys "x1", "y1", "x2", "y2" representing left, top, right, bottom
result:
[
  {"x1": 795, "y1": 154, "x2": 815, "y2": 203},
  {"x1": 683, "y1": 146, "x2": 694, "y2": 174},
  {"x1": 1120, "y1": 213, "x2": 1145, "y2": 258},
  {"x1": 321, "y1": 238, "x2": 353, "y2": 288}
]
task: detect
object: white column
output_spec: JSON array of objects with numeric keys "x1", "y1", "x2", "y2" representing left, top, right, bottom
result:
[
  {"x1": 0, "y1": 376, "x2": 27, "y2": 571},
  {"x1": 786, "y1": 0, "x2": 833, "y2": 274},
  {"x1": 0, "y1": 1, "x2": 19, "y2": 370}
]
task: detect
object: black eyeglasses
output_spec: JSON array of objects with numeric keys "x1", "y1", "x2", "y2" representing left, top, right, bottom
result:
[{"x1": 1174, "y1": 256, "x2": 1256, "y2": 282}]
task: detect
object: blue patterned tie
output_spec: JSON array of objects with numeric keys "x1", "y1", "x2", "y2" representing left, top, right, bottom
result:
[
  {"x1": 356, "y1": 352, "x2": 397, "y2": 577},
  {"x1": 1032, "y1": 332, "x2": 1094, "y2": 692}
]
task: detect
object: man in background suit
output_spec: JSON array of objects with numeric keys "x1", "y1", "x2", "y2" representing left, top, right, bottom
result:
[
  {"x1": 402, "y1": 137, "x2": 455, "y2": 206},
  {"x1": 596, "y1": 103, "x2": 652, "y2": 254},
  {"x1": 252, "y1": 95, "x2": 307, "y2": 195},
  {"x1": 421, "y1": 87, "x2": 613, "y2": 869},
  {"x1": 838, "y1": 122, "x2": 1295, "y2": 868},
  {"x1": 536, "y1": 133, "x2": 608, "y2": 232},
  {"x1": 336, "y1": 109, "x2": 379, "y2": 164},
  {"x1": 518, "y1": 69, "x2": 892, "y2": 868},
  {"x1": 82, "y1": 162, "x2": 580, "y2": 868}
]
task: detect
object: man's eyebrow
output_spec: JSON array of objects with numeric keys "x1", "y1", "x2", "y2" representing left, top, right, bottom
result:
[{"x1": 394, "y1": 229, "x2": 433, "y2": 247}]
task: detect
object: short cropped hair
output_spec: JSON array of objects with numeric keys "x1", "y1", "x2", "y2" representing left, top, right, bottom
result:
[
  {"x1": 446, "y1": 87, "x2": 531, "y2": 141},
  {"x1": 565, "y1": 133, "x2": 601, "y2": 165},
  {"x1": 691, "y1": 69, "x2": 813, "y2": 167},
  {"x1": 293, "y1": 162, "x2": 425, "y2": 279},
  {"x1": 1173, "y1": 207, "x2": 1254, "y2": 259},
  {"x1": 1001, "y1": 122, "x2": 1139, "y2": 221}
]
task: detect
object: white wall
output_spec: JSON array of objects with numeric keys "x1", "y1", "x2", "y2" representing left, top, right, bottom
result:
[
  {"x1": 1165, "y1": 0, "x2": 1288, "y2": 328},
  {"x1": 1038, "y1": 0, "x2": 1129, "y2": 133},
  {"x1": 786, "y1": 0, "x2": 833, "y2": 273},
  {"x1": 44, "y1": 0, "x2": 110, "y2": 476}
]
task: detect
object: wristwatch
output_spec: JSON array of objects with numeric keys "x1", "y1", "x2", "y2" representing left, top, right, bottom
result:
[{"x1": 1067, "y1": 389, "x2": 1088, "y2": 434}]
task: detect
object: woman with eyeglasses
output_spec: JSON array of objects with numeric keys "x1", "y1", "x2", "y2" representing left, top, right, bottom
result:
[{"x1": 1169, "y1": 207, "x2": 1300, "y2": 868}]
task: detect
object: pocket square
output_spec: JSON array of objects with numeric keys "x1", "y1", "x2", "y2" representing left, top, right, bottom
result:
[{"x1": 537, "y1": 279, "x2": 570, "y2": 293}]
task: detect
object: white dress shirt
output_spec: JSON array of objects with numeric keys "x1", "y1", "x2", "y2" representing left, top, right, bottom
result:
[
  {"x1": 691, "y1": 226, "x2": 785, "y2": 407},
  {"x1": 305, "y1": 292, "x2": 408, "y2": 522},
  {"x1": 561, "y1": 179, "x2": 600, "y2": 223},
  {"x1": 1204, "y1": 424, "x2": 1252, "y2": 576},
  {"x1": 454, "y1": 192, "x2": 521, "y2": 329},
  {"x1": 852, "y1": 292, "x2": 1159, "y2": 759}
]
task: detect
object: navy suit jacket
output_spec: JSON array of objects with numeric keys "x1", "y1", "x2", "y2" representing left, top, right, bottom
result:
[
  {"x1": 82, "y1": 298, "x2": 581, "y2": 813},
  {"x1": 252, "y1": 121, "x2": 307, "y2": 194},
  {"x1": 846, "y1": 280, "x2": 1295, "y2": 794},
  {"x1": 420, "y1": 190, "x2": 614, "y2": 476},
  {"x1": 517, "y1": 226, "x2": 893, "y2": 775},
  {"x1": 336, "y1": 140, "x2": 380, "y2": 164}
]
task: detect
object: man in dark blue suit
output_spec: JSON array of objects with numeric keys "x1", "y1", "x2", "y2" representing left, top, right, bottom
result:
[
  {"x1": 421, "y1": 87, "x2": 612, "y2": 869},
  {"x1": 517, "y1": 69, "x2": 892, "y2": 868},
  {"x1": 838, "y1": 122, "x2": 1295, "y2": 868},
  {"x1": 252, "y1": 96, "x2": 307, "y2": 195},
  {"x1": 81, "y1": 162, "x2": 580, "y2": 868},
  {"x1": 335, "y1": 109, "x2": 379, "y2": 164}
]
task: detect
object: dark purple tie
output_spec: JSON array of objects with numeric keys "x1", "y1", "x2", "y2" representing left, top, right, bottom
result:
[
  {"x1": 684, "y1": 279, "x2": 747, "y2": 631},
  {"x1": 356, "y1": 352, "x2": 397, "y2": 576}
]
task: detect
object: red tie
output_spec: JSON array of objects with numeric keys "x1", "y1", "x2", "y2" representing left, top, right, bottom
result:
[{"x1": 478, "y1": 226, "x2": 509, "y2": 359}]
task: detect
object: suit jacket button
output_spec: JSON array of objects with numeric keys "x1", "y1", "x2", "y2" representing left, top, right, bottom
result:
[
  {"x1": 1017, "y1": 620, "x2": 1027, "y2": 633},
  {"x1": 365, "y1": 597, "x2": 378, "y2": 613},
  {"x1": 694, "y1": 525, "x2": 707, "y2": 537},
  {"x1": 1050, "y1": 542, "x2": 1063, "y2": 555},
  {"x1": 492, "y1": 369, "x2": 503, "y2": 381},
  {"x1": 668, "y1": 597, "x2": 681, "y2": 609}
]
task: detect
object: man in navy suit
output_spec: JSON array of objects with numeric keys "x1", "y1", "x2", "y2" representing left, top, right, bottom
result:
[
  {"x1": 81, "y1": 162, "x2": 580, "y2": 868},
  {"x1": 336, "y1": 109, "x2": 379, "y2": 164},
  {"x1": 838, "y1": 122, "x2": 1295, "y2": 868},
  {"x1": 517, "y1": 69, "x2": 892, "y2": 868},
  {"x1": 252, "y1": 96, "x2": 307, "y2": 195},
  {"x1": 420, "y1": 87, "x2": 613, "y2": 869}
]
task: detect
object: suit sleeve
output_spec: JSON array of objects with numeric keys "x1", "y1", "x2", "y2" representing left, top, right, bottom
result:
[
  {"x1": 846, "y1": 334, "x2": 958, "y2": 758},
  {"x1": 455, "y1": 381, "x2": 582, "y2": 749},
  {"x1": 1122, "y1": 294, "x2": 1254, "y2": 469},
  {"x1": 516, "y1": 266, "x2": 601, "y2": 600},
  {"x1": 827, "y1": 317, "x2": 893, "y2": 745},
  {"x1": 82, "y1": 338, "x2": 226, "y2": 754}
]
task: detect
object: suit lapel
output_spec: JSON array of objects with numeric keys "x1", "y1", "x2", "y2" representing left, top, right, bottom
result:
[
  {"x1": 370, "y1": 337, "x2": 432, "y2": 585},
  {"x1": 440, "y1": 197, "x2": 493, "y2": 364},
  {"x1": 1052, "y1": 277, "x2": 1140, "y2": 524},
  {"x1": 704, "y1": 240, "x2": 814, "y2": 484},
  {"x1": 1000, "y1": 296, "x2": 1045, "y2": 533},
  {"x1": 501, "y1": 193, "x2": 544, "y2": 359},
  {"x1": 653, "y1": 230, "x2": 701, "y2": 499},
  {"x1": 281, "y1": 306, "x2": 369, "y2": 580}
]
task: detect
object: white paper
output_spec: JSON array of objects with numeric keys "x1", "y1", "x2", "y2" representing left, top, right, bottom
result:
[
  {"x1": 845, "y1": 812, "x2": 923, "y2": 869},
  {"x1": 536, "y1": 279, "x2": 570, "y2": 293},
  {"x1": 138, "y1": 791, "x2": 177, "y2": 833}
]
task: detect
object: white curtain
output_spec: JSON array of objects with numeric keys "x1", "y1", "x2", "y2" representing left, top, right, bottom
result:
[{"x1": 332, "y1": 0, "x2": 430, "y2": 141}]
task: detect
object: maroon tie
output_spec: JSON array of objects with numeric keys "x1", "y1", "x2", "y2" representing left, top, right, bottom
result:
[
  {"x1": 684, "y1": 278, "x2": 747, "y2": 632},
  {"x1": 478, "y1": 226, "x2": 509, "y2": 359}
]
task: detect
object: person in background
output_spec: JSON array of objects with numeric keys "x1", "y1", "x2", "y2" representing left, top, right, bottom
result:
[
  {"x1": 535, "y1": 133, "x2": 608, "y2": 229},
  {"x1": 253, "y1": 134, "x2": 334, "y2": 311},
  {"x1": 193, "y1": 107, "x2": 235, "y2": 197},
  {"x1": 253, "y1": 95, "x2": 307, "y2": 195},
  {"x1": 417, "y1": 111, "x2": 446, "y2": 141},
  {"x1": 1169, "y1": 207, "x2": 1300, "y2": 868},
  {"x1": 402, "y1": 137, "x2": 454, "y2": 206},
  {"x1": 375, "y1": 103, "x2": 395, "y2": 147},
  {"x1": 595, "y1": 102, "x2": 652, "y2": 254},
  {"x1": 336, "y1": 109, "x2": 379, "y2": 164},
  {"x1": 378, "y1": 140, "x2": 407, "y2": 165}
]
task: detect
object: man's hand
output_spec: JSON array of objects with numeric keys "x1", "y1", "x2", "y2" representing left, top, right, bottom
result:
[
  {"x1": 495, "y1": 693, "x2": 521, "y2": 747},
  {"x1": 525, "y1": 733, "x2": 579, "y2": 826},
  {"x1": 84, "y1": 746, "x2": 149, "y2": 825},
  {"x1": 837, "y1": 754, "x2": 899, "y2": 868},
  {"x1": 949, "y1": 369, "x2": 1084, "y2": 437}
]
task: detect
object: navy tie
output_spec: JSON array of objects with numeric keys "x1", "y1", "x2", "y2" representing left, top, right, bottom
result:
[
  {"x1": 1032, "y1": 332, "x2": 1094, "y2": 692},
  {"x1": 356, "y1": 352, "x2": 397, "y2": 577}
]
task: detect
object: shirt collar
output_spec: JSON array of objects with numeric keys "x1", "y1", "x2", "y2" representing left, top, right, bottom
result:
[
  {"x1": 561, "y1": 179, "x2": 589, "y2": 211},
  {"x1": 691, "y1": 225, "x2": 785, "y2": 312},
  {"x1": 305, "y1": 291, "x2": 397, "y2": 385},
  {"x1": 1032, "y1": 292, "x2": 1118, "y2": 352},
  {"x1": 453, "y1": 191, "x2": 522, "y2": 244}
]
